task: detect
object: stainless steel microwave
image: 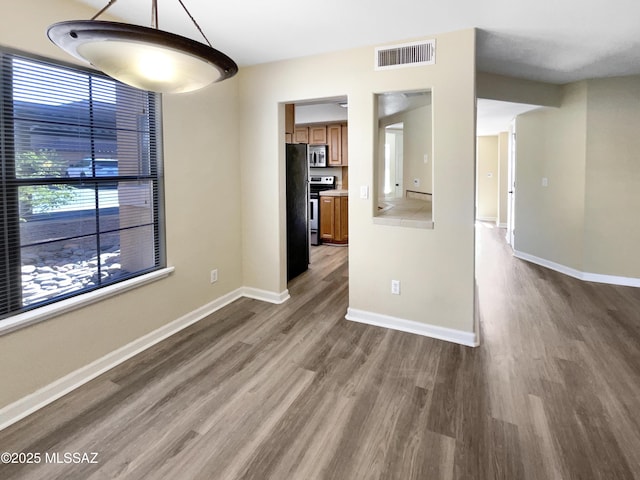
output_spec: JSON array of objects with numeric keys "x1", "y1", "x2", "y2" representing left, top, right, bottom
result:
[{"x1": 308, "y1": 144, "x2": 328, "y2": 168}]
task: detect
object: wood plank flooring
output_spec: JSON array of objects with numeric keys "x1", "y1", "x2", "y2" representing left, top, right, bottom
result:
[{"x1": 1, "y1": 223, "x2": 640, "y2": 479}]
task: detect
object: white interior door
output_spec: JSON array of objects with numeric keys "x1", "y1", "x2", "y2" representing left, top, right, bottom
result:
[
  {"x1": 506, "y1": 120, "x2": 516, "y2": 246},
  {"x1": 394, "y1": 131, "x2": 404, "y2": 198},
  {"x1": 384, "y1": 128, "x2": 404, "y2": 198}
]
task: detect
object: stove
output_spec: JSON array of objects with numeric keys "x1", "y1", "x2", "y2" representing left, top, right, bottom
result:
[
  {"x1": 309, "y1": 176, "x2": 336, "y2": 192},
  {"x1": 309, "y1": 176, "x2": 336, "y2": 245}
]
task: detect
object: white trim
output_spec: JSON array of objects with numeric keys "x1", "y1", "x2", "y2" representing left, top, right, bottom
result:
[
  {"x1": 373, "y1": 217, "x2": 434, "y2": 229},
  {"x1": 240, "y1": 287, "x2": 290, "y2": 304},
  {"x1": 345, "y1": 308, "x2": 478, "y2": 347},
  {"x1": 0, "y1": 285, "x2": 290, "y2": 431},
  {"x1": 0, "y1": 267, "x2": 175, "y2": 336},
  {"x1": 513, "y1": 250, "x2": 640, "y2": 288},
  {"x1": 513, "y1": 250, "x2": 582, "y2": 279},
  {"x1": 474, "y1": 282, "x2": 481, "y2": 346},
  {"x1": 582, "y1": 272, "x2": 640, "y2": 287},
  {"x1": 476, "y1": 216, "x2": 497, "y2": 222},
  {"x1": 497, "y1": 222, "x2": 507, "y2": 228}
]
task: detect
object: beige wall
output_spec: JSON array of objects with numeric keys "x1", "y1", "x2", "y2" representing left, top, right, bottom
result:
[
  {"x1": 477, "y1": 72, "x2": 562, "y2": 107},
  {"x1": 584, "y1": 77, "x2": 640, "y2": 277},
  {"x1": 402, "y1": 104, "x2": 433, "y2": 194},
  {"x1": 239, "y1": 29, "x2": 477, "y2": 333},
  {"x1": 514, "y1": 82, "x2": 587, "y2": 270},
  {"x1": 0, "y1": 0, "x2": 244, "y2": 408},
  {"x1": 497, "y1": 132, "x2": 509, "y2": 226},
  {"x1": 514, "y1": 76, "x2": 640, "y2": 279},
  {"x1": 476, "y1": 136, "x2": 499, "y2": 220}
]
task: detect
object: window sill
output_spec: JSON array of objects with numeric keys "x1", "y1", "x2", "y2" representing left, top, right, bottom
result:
[
  {"x1": 0, "y1": 267, "x2": 175, "y2": 337},
  {"x1": 373, "y1": 216, "x2": 435, "y2": 229}
]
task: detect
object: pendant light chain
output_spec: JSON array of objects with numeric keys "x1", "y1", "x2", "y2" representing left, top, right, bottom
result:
[
  {"x1": 90, "y1": 0, "x2": 119, "y2": 21},
  {"x1": 176, "y1": 0, "x2": 214, "y2": 48},
  {"x1": 151, "y1": 0, "x2": 158, "y2": 29},
  {"x1": 90, "y1": 0, "x2": 213, "y2": 48}
]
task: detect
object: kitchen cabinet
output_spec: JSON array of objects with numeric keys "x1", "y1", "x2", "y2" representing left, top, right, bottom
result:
[
  {"x1": 285, "y1": 104, "x2": 295, "y2": 134},
  {"x1": 285, "y1": 104, "x2": 295, "y2": 142},
  {"x1": 320, "y1": 197, "x2": 334, "y2": 242},
  {"x1": 293, "y1": 127, "x2": 308, "y2": 144},
  {"x1": 341, "y1": 124, "x2": 348, "y2": 165},
  {"x1": 295, "y1": 122, "x2": 348, "y2": 165},
  {"x1": 327, "y1": 123, "x2": 348, "y2": 166},
  {"x1": 320, "y1": 194, "x2": 348, "y2": 245},
  {"x1": 327, "y1": 124, "x2": 342, "y2": 166},
  {"x1": 310, "y1": 126, "x2": 327, "y2": 144}
]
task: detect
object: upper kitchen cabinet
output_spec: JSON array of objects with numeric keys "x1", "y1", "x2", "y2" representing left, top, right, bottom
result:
[
  {"x1": 294, "y1": 121, "x2": 348, "y2": 166},
  {"x1": 285, "y1": 104, "x2": 295, "y2": 143},
  {"x1": 294, "y1": 127, "x2": 309, "y2": 144},
  {"x1": 285, "y1": 104, "x2": 295, "y2": 134},
  {"x1": 327, "y1": 124, "x2": 342, "y2": 166},
  {"x1": 328, "y1": 123, "x2": 348, "y2": 166},
  {"x1": 309, "y1": 126, "x2": 327, "y2": 144},
  {"x1": 341, "y1": 124, "x2": 348, "y2": 166}
]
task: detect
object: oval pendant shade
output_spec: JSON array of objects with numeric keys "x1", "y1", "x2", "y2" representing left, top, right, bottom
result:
[{"x1": 48, "y1": 20, "x2": 238, "y2": 93}]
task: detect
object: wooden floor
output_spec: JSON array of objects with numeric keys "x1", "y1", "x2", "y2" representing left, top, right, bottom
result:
[{"x1": 2, "y1": 224, "x2": 640, "y2": 479}]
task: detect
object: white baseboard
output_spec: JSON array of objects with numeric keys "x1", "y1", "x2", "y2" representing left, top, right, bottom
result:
[
  {"x1": 497, "y1": 222, "x2": 507, "y2": 228},
  {"x1": 474, "y1": 281, "x2": 481, "y2": 346},
  {"x1": 0, "y1": 286, "x2": 289, "y2": 431},
  {"x1": 582, "y1": 271, "x2": 640, "y2": 287},
  {"x1": 513, "y1": 250, "x2": 583, "y2": 279},
  {"x1": 513, "y1": 250, "x2": 640, "y2": 288},
  {"x1": 345, "y1": 308, "x2": 478, "y2": 347},
  {"x1": 476, "y1": 216, "x2": 497, "y2": 222},
  {"x1": 240, "y1": 287, "x2": 290, "y2": 304}
]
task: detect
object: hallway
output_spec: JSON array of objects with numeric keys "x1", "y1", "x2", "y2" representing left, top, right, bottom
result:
[{"x1": 475, "y1": 221, "x2": 640, "y2": 479}]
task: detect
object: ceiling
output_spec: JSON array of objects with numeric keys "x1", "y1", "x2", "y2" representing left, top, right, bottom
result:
[
  {"x1": 74, "y1": 0, "x2": 640, "y2": 132},
  {"x1": 378, "y1": 91, "x2": 431, "y2": 119},
  {"x1": 476, "y1": 99, "x2": 540, "y2": 136}
]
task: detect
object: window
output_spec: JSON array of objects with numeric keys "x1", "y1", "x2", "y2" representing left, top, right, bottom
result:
[{"x1": 0, "y1": 48, "x2": 164, "y2": 321}]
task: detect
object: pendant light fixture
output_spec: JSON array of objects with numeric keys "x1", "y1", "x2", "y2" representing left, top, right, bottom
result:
[{"x1": 47, "y1": 0, "x2": 238, "y2": 94}]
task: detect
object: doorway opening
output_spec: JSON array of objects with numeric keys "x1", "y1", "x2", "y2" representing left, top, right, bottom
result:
[
  {"x1": 284, "y1": 96, "x2": 349, "y2": 287},
  {"x1": 475, "y1": 99, "x2": 539, "y2": 245}
]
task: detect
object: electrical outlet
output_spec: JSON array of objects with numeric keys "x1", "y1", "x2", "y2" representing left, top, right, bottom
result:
[
  {"x1": 210, "y1": 269, "x2": 218, "y2": 284},
  {"x1": 391, "y1": 279, "x2": 400, "y2": 295}
]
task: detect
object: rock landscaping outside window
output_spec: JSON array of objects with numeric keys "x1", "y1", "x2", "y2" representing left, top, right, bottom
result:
[{"x1": 21, "y1": 243, "x2": 125, "y2": 306}]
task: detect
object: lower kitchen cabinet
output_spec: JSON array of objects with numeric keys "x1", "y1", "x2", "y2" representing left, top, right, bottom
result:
[{"x1": 320, "y1": 195, "x2": 348, "y2": 245}]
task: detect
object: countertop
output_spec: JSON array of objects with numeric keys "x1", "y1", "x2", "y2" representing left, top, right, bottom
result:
[{"x1": 319, "y1": 189, "x2": 348, "y2": 197}]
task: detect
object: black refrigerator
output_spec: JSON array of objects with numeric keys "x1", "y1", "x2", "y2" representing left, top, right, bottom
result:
[{"x1": 286, "y1": 143, "x2": 309, "y2": 281}]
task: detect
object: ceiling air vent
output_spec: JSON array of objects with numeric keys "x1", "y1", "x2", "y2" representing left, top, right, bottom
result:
[{"x1": 375, "y1": 39, "x2": 436, "y2": 70}]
